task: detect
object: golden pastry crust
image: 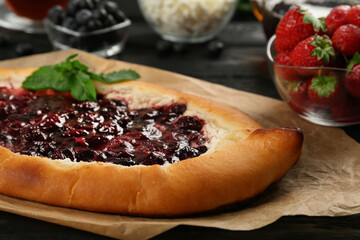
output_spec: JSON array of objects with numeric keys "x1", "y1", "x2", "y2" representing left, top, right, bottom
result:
[{"x1": 0, "y1": 68, "x2": 303, "y2": 216}]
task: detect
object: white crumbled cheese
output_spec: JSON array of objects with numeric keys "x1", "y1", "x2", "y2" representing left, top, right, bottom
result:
[
  {"x1": 183, "y1": 109, "x2": 228, "y2": 154},
  {"x1": 139, "y1": 0, "x2": 237, "y2": 38}
]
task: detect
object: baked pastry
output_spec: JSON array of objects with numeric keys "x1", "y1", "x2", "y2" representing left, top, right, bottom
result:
[{"x1": 0, "y1": 68, "x2": 303, "y2": 216}]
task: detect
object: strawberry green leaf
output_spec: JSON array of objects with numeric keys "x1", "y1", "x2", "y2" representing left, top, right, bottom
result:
[
  {"x1": 346, "y1": 52, "x2": 360, "y2": 75},
  {"x1": 300, "y1": 9, "x2": 327, "y2": 32},
  {"x1": 288, "y1": 81, "x2": 302, "y2": 92},
  {"x1": 310, "y1": 76, "x2": 336, "y2": 97},
  {"x1": 310, "y1": 35, "x2": 335, "y2": 64}
]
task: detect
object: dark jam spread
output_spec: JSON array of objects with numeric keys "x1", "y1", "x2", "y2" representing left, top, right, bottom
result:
[{"x1": 0, "y1": 87, "x2": 208, "y2": 166}]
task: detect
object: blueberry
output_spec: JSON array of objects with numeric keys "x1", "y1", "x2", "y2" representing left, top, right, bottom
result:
[
  {"x1": 62, "y1": 17, "x2": 77, "y2": 30},
  {"x1": 77, "y1": 150, "x2": 96, "y2": 161},
  {"x1": 167, "y1": 104, "x2": 186, "y2": 114},
  {"x1": 77, "y1": 25, "x2": 88, "y2": 33},
  {"x1": 207, "y1": 39, "x2": 224, "y2": 58},
  {"x1": 0, "y1": 34, "x2": 9, "y2": 47},
  {"x1": 111, "y1": 10, "x2": 125, "y2": 23},
  {"x1": 156, "y1": 40, "x2": 173, "y2": 56},
  {"x1": 87, "y1": 19, "x2": 102, "y2": 31},
  {"x1": 75, "y1": 9, "x2": 92, "y2": 25},
  {"x1": 104, "y1": 14, "x2": 116, "y2": 27},
  {"x1": 15, "y1": 43, "x2": 34, "y2": 56},
  {"x1": 84, "y1": 0, "x2": 95, "y2": 9},
  {"x1": 174, "y1": 116, "x2": 203, "y2": 131},
  {"x1": 66, "y1": 0, "x2": 82, "y2": 16},
  {"x1": 103, "y1": 1, "x2": 119, "y2": 15},
  {"x1": 92, "y1": 0, "x2": 102, "y2": 8},
  {"x1": 47, "y1": 5, "x2": 64, "y2": 24},
  {"x1": 173, "y1": 43, "x2": 187, "y2": 53},
  {"x1": 92, "y1": 8, "x2": 107, "y2": 21}
]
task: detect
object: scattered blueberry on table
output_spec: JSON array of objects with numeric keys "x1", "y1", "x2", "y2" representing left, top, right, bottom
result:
[
  {"x1": 155, "y1": 39, "x2": 225, "y2": 59},
  {"x1": 207, "y1": 39, "x2": 225, "y2": 58},
  {"x1": 15, "y1": 43, "x2": 34, "y2": 56}
]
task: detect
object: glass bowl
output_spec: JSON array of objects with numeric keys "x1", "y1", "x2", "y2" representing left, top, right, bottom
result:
[
  {"x1": 250, "y1": 0, "x2": 359, "y2": 39},
  {"x1": 43, "y1": 16, "x2": 131, "y2": 58},
  {"x1": 137, "y1": 0, "x2": 238, "y2": 43},
  {"x1": 267, "y1": 35, "x2": 360, "y2": 127}
]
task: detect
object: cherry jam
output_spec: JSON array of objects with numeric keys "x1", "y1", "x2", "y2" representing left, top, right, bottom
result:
[{"x1": 0, "y1": 87, "x2": 208, "y2": 166}]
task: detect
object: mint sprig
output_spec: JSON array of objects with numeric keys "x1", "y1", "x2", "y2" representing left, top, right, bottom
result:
[{"x1": 22, "y1": 54, "x2": 140, "y2": 101}]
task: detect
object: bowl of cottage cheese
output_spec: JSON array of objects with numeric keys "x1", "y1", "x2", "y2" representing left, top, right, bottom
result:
[{"x1": 138, "y1": 0, "x2": 238, "y2": 43}]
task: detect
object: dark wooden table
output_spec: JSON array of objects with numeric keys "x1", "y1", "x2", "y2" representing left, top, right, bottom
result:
[{"x1": 0, "y1": 1, "x2": 359, "y2": 239}]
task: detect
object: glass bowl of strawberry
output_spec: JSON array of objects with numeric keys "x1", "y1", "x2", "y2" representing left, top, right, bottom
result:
[{"x1": 267, "y1": 4, "x2": 360, "y2": 127}]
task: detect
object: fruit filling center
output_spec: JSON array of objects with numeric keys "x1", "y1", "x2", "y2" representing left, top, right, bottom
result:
[{"x1": 0, "y1": 87, "x2": 208, "y2": 166}]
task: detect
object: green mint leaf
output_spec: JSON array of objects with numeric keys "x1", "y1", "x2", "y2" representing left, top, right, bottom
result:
[
  {"x1": 70, "y1": 71, "x2": 96, "y2": 101},
  {"x1": 310, "y1": 76, "x2": 336, "y2": 97},
  {"x1": 66, "y1": 54, "x2": 78, "y2": 63},
  {"x1": 22, "y1": 66, "x2": 70, "y2": 92},
  {"x1": 310, "y1": 35, "x2": 335, "y2": 64},
  {"x1": 87, "y1": 72, "x2": 103, "y2": 81},
  {"x1": 22, "y1": 54, "x2": 140, "y2": 102},
  {"x1": 346, "y1": 52, "x2": 360, "y2": 75},
  {"x1": 73, "y1": 60, "x2": 89, "y2": 72},
  {"x1": 99, "y1": 70, "x2": 140, "y2": 83},
  {"x1": 64, "y1": 54, "x2": 78, "y2": 70}
]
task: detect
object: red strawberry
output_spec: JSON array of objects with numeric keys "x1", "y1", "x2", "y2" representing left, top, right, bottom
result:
[
  {"x1": 275, "y1": 7, "x2": 326, "y2": 53},
  {"x1": 308, "y1": 75, "x2": 343, "y2": 107},
  {"x1": 332, "y1": 24, "x2": 360, "y2": 56},
  {"x1": 289, "y1": 79, "x2": 310, "y2": 106},
  {"x1": 324, "y1": 5, "x2": 350, "y2": 36},
  {"x1": 345, "y1": 53, "x2": 360, "y2": 98},
  {"x1": 291, "y1": 35, "x2": 335, "y2": 76},
  {"x1": 274, "y1": 51, "x2": 299, "y2": 81},
  {"x1": 347, "y1": 5, "x2": 360, "y2": 27},
  {"x1": 331, "y1": 96, "x2": 360, "y2": 121}
]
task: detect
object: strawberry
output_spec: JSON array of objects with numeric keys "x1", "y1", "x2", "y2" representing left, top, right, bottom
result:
[
  {"x1": 331, "y1": 96, "x2": 360, "y2": 121},
  {"x1": 288, "y1": 80, "x2": 311, "y2": 114},
  {"x1": 332, "y1": 24, "x2": 360, "y2": 56},
  {"x1": 324, "y1": 5, "x2": 350, "y2": 36},
  {"x1": 275, "y1": 7, "x2": 327, "y2": 53},
  {"x1": 308, "y1": 75, "x2": 343, "y2": 107},
  {"x1": 289, "y1": 79, "x2": 310, "y2": 106},
  {"x1": 274, "y1": 51, "x2": 299, "y2": 81},
  {"x1": 347, "y1": 5, "x2": 360, "y2": 27},
  {"x1": 345, "y1": 53, "x2": 360, "y2": 98},
  {"x1": 291, "y1": 35, "x2": 335, "y2": 76}
]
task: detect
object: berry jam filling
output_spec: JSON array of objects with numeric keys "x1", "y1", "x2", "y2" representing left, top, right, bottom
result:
[{"x1": 0, "y1": 87, "x2": 208, "y2": 166}]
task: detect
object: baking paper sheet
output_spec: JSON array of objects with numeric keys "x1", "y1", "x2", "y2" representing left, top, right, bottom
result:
[{"x1": 0, "y1": 50, "x2": 359, "y2": 240}]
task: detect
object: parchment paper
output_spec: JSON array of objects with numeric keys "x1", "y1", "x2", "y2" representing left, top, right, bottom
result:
[{"x1": 0, "y1": 50, "x2": 359, "y2": 240}]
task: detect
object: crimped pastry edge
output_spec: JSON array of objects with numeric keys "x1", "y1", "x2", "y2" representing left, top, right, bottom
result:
[{"x1": 0, "y1": 68, "x2": 303, "y2": 216}]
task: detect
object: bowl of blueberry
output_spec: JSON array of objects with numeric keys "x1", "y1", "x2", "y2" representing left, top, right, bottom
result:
[{"x1": 44, "y1": 0, "x2": 131, "y2": 57}]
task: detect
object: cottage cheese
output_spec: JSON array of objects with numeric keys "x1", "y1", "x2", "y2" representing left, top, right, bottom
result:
[{"x1": 138, "y1": 0, "x2": 237, "y2": 41}]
